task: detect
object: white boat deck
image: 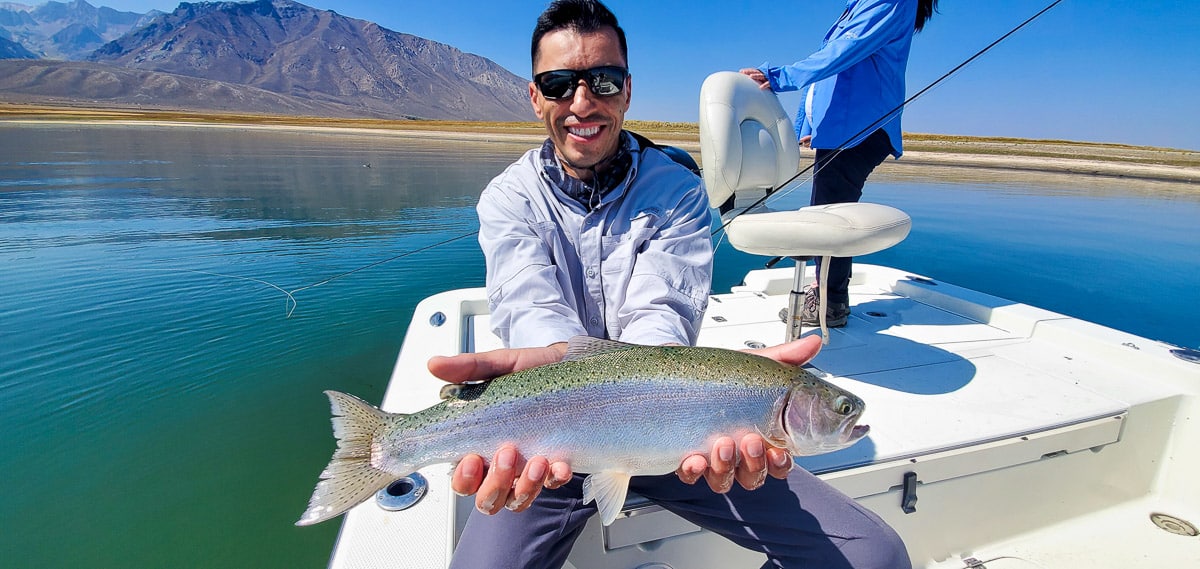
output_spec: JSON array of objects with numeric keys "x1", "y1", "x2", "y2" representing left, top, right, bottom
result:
[{"x1": 328, "y1": 264, "x2": 1200, "y2": 569}]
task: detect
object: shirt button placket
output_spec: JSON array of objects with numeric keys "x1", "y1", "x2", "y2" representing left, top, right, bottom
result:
[{"x1": 582, "y1": 213, "x2": 604, "y2": 337}]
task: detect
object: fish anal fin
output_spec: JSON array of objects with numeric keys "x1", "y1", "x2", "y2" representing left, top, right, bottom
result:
[{"x1": 581, "y1": 470, "x2": 633, "y2": 526}]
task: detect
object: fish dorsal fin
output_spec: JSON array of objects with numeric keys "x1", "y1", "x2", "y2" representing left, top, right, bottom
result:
[
  {"x1": 581, "y1": 470, "x2": 633, "y2": 526},
  {"x1": 563, "y1": 336, "x2": 637, "y2": 361},
  {"x1": 438, "y1": 384, "x2": 461, "y2": 400},
  {"x1": 438, "y1": 382, "x2": 487, "y2": 401}
]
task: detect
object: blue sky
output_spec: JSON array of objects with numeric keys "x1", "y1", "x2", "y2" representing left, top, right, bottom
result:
[{"x1": 91, "y1": 1, "x2": 1200, "y2": 150}]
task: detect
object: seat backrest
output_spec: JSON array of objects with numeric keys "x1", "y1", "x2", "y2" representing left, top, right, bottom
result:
[{"x1": 698, "y1": 71, "x2": 800, "y2": 210}]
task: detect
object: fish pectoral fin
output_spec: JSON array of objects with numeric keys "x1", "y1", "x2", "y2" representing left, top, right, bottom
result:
[{"x1": 581, "y1": 470, "x2": 633, "y2": 526}]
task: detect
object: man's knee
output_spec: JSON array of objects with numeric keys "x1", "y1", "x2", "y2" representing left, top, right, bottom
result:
[{"x1": 841, "y1": 527, "x2": 911, "y2": 569}]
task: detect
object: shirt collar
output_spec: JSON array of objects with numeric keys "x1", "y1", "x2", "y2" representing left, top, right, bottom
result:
[{"x1": 539, "y1": 132, "x2": 637, "y2": 210}]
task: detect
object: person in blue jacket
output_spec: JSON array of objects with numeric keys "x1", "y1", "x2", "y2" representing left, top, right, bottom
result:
[{"x1": 742, "y1": 0, "x2": 937, "y2": 327}]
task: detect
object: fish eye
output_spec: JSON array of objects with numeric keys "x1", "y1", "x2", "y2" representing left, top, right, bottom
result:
[{"x1": 833, "y1": 395, "x2": 856, "y2": 415}]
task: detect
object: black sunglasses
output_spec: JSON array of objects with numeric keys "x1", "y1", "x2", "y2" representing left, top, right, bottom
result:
[{"x1": 533, "y1": 66, "x2": 629, "y2": 100}]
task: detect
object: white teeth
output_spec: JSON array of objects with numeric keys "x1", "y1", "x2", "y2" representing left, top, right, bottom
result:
[{"x1": 568, "y1": 126, "x2": 600, "y2": 137}]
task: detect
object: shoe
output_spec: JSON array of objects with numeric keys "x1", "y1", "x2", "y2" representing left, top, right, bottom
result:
[
  {"x1": 778, "y1": 283, "x2": 820, "y2": 323},
  {"x1": 799, "y1": 285, "x2": 849, "y2": 328}
]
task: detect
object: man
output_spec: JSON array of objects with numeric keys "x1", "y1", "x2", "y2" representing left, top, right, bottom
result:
[{"x1": 429, "y1": 2, "x2": 910, "y2": 568}]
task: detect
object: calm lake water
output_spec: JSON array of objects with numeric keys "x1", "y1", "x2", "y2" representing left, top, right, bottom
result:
[{"x1": 1, "y1": 123, "x2": 1197, "y2": 567}]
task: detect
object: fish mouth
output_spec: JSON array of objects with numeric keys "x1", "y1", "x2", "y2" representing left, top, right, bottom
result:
[
  {"x1": 847, "y1": 423, "x2": 870, "y2": 443},
  {"x1": 835, "y1": 414, "x2": 869, "y2": 447},
  {"x1": 809, "y1": 423, "x2": 869, "y2": 454}
]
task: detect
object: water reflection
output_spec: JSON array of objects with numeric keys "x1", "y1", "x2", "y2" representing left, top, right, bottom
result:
[
  {"x1": 1, "y1": 123, "x2": 1196, "y2": 569},
  {"x1": 0, "y1": 124, "x2": 518, "y2": 567}
]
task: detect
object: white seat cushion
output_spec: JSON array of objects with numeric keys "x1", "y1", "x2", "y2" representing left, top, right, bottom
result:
[{"x1": 726, "y1": 202, "x2": 911, "y2": 258}]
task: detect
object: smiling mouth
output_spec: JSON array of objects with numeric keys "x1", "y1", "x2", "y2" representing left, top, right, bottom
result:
[{"x1": 567, "y1": 125, "x2": 601, "y2": 138}]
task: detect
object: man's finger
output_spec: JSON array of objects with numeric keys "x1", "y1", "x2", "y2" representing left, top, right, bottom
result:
[
  {"x1": 745, "y1": 335, "x2": 821, "y2": 367},
  {"x1": 451, "y1": 454, "x2": 487, "y2": 496},
  {"x1": 475, "y1": 446, "x2": 521, "y2": 515},
  {"x1": 767, "y1": 447, "x2": 794, "y2": 479},
  {"x1": 675, "y1": 454, "x2": 708, "y2": 485},
  {"x1": 704, "y1": 437, "x2": 737, "y2": 494},
  {"x1": 545, "y1": 461, "x2": 573, "y2": 489},
  {"x1": 507, "y1": 456, "x2": 549, "y2": 512},
  {"x1": 735, "y1": 434, "x2": 768, "y2": 491}
]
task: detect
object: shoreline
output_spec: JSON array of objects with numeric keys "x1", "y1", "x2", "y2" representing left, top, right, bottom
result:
[
  {"x1": 876, "y1": 150, "x2": 1200, "y2": 185},
  {"x1": 2, "y1": 104, "x2": 1198, "y2": 185}
]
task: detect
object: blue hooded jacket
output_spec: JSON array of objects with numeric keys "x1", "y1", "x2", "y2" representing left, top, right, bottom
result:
[{"x1": 759, "y1": 0, "x2": 917, "y2": 158}]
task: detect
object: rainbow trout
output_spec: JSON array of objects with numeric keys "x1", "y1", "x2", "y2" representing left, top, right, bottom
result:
[{"x1": 297, "y1": 336, "x2": 868, "y2": 527}]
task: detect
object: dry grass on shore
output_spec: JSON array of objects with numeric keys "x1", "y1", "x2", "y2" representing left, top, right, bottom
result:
[{"x1": 3, "y1": 102, "x2": 1198, "y2": 179}]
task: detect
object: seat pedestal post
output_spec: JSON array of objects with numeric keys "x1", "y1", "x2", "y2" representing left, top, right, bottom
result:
[{"x1": 785, "y1": 256, "x2": 814, "y2": 342}]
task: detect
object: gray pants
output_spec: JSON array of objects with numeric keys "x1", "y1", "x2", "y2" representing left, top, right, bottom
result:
[{"x1": 449, "y1": 467, "x2": 910, "y2": 569}]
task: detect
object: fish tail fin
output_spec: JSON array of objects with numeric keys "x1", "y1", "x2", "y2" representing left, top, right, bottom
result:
[
  {"x1": 296, "y1": 390, "x2": 400, "y2": 526},
  {"x1": 582, "y1": 470, "x2": 633, "y2": 526}
]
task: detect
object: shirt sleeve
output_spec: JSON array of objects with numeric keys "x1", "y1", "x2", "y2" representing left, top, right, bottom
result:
[
  {"x1": 761, "y1": 0, "x2": 912, "y2": 93},
  {"x1": 477, "y1": 177, "x2": 587, "y2": 349}
]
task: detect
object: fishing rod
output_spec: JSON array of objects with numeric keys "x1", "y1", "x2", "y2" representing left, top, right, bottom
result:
[{"x1": 712, "y1": 0, "x2": 1064, "y2": 237}]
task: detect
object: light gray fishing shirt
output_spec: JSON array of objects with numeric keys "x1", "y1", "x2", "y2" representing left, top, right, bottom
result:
[{"x1": 478, "y1": 133, "x2": 713, "y2": 349}]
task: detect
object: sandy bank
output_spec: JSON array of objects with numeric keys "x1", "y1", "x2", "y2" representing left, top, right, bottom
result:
[
  {"x1": 2, "y1": 104, "x2": 1198, "y2": 185},
  {"x1": 881, "y1": 150, "x2": 1200, "y2": 185}
]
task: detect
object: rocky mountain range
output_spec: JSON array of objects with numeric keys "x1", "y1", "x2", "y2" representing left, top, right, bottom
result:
[
  {"x1": 0, "y1": 0, "x2": 534, "y2": 121},
  {"x1": 1, "y1": 34, "x2": 38, "y2": 57},
  {"x1": 1, "y1": 0, "x2": 157, "y2": 59}
]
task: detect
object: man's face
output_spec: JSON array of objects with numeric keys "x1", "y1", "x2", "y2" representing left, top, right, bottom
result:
[{"x1": 530, "y1": 27, "x2": 631, "y2": 180}]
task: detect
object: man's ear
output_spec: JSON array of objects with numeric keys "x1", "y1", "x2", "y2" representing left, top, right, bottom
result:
[
  {"x1": 621, "y1": 75, "x2": 632, "y2": 112},
  {"x1": 529, "y1": 82, "x2": 545, "y2": 119}
]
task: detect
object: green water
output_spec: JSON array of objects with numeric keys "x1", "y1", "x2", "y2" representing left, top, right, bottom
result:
[
  {"x1": 0, "y1": 124, "x2": 515, "y2": 567},
  {"x1": 1, "y1": 124, "x2": 1197, "y2": 567}
]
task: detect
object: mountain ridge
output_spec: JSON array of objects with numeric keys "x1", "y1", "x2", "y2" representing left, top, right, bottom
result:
[
  {"x1": 0, "y1": 0, "x2": 155, "y2": 58},
  {"x1": 0, "y1": 0, "x2": 533, "y2": 121},
  {"x1": 0, "y1": 59, "x2": 429, "y2": 118}
]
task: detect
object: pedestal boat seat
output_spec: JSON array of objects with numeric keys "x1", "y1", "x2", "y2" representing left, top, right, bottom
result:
[{"x1": 698, "y1": 71, "x2": 912, "y2": 341}]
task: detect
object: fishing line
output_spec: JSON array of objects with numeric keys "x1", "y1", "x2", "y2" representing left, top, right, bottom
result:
[
  {"x1": 277, "y1": 230, "x2": 479, "y2": 317},
  {"x1": 180, "y1": 269, "x2": 300, "y2": 314},
  {"x1": 169, "y1": 230, "x2": 480, "y2": 317},
  {"x1": 711, "y1": 0, "x2": 1064, "y2": 237},
  {"x1": 286, "y1": 231, "x2": 478, "y2": 299}
]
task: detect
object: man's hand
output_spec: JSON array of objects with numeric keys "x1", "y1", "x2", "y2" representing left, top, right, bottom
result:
[
  {"x1": 427, "y1": 342, "x2": 567, "y2": 384},
  {"x1": 450, "y1": 445, "x2": 573, "y2": 514},
  {"x1": 675, "y1": 334, "x2": 821, "y2": 491},
  {"x1": 428, "y1": 334, "x2": 823, "y2": 513},
  {"x1": 676, "y1": 435, "x2": 796, "y2": 492},
  {"x1": 429, "y1": 342, "x2": 570, "y2": 513}
]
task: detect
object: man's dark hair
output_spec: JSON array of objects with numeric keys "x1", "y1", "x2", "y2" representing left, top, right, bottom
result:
[
  {"x1": 915, "y1": 0, "x2": 939, "y2": 32},
  {"x1": 531, "y1": 0, "x2": 628, "y2": 72}
]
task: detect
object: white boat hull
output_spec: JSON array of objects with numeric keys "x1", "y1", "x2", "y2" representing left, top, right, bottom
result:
[{"x1": 327, "y1": 263, "x2": 1200, "y2": 568}]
